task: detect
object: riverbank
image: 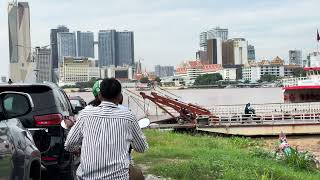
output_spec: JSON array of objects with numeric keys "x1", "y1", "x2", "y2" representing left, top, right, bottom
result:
[{"x1": 134, "y1": 130, "x2": 320, "y2": 179}]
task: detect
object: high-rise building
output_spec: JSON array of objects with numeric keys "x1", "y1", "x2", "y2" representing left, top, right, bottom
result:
[
  {"x1": 196, "y1": 50, "x2": 208, "y2": 64},
  {"x1": 207, "y1": 27, "x2": 228, "y2": 41},
  {"x1": 307, "y1": 52, "x2": 320, "y2": 67},
  {"x1": 207, "y1": 39, "x2": 222, "y2": 64},
  {"x1": 8, "y1": 1, "x2": 33, "y2": 82},
  {"x1": 199, "y1": 32, "x2": 208, "y2": 51},
  {"x1": 98, "y1": 30, "x2": 117, "y2": 66},
  {"x1": 155, "y1": 65, "x2": 175, "y2": 77},
  {"x1": 50, "y1": 26, "x2": 69, "y2": 69},
  {"x1": 35, "y1": 47, "x2": 52, "y2": 82},
  {"x1": 76, "y1": 31, "x2": 94, "y2": 58},
  {"x1": 106, "y1": 66, "x2": 133, "y2": 80},
  {"x1": 289, "y1": 50, "x2": 302, "y2": 65},
  {"x1": 59, "y1": 57, "x2": 100, "y2": 85},
  {"x1": 222, "y1": 38, "x2": 248, "y2": 65},
  {"x1": 98, "y1": 30, "x2": 134, "y2": 67},
  {"x1": 135, "y1": 60, "x2": 142, "y2": 74},
  {"x1": 57, "y1": 32, "x2": 76, "y2": 65},
  {"x1": 200, "y1": 27, "x2": 228, "y2": 50},
  {"x1": 248, "y1": 44, "x2": 255, "y2": 61},
  {"x1": 233, "y1": 38, "x2": 248, "y2": 65},
  {"x1": 117, "y1": 31, "x2": 134, "y2": 66},
  {"x1": 222, "y1": 41, "x2": 235, "y2": 65},
  {"x1": 1, "y1": 76, "x2": 6, "y2": 83}
]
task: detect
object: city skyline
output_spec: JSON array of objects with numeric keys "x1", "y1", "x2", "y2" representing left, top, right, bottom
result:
[{"x1": 0, "y1": 0, "x2": 320, "y2": 77}]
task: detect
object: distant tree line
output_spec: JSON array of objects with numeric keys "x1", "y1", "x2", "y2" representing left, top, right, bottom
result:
[
  {"x1": 62, "y1": 77, "x2": 98, "y2": 89},
  {"x1": 194, "y1": 73, "x2": 223, "y2": 85}
]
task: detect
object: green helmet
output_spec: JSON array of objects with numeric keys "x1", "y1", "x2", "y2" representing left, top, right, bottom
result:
[{"x1": 92, "y1": 80, "x2": 102, "y2": 97}]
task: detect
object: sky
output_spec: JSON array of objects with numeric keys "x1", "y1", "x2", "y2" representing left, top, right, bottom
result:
[{"x1": 0, "y1": 0, "x2": 319, "y2": 77}]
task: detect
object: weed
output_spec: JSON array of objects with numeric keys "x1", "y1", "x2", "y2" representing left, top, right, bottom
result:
[{"x1": 284, "y1": 148, "x2": 315, "y2": 170}]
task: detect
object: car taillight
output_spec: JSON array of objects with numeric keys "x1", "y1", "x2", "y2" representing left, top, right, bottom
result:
[{"x1": 34, "y1": 114, "x2": 63, "y2": 126}]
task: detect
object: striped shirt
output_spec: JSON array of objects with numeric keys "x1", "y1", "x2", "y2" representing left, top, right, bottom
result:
[{"x1": 64, "y1": 101, "x2": 148, "y2": 180}]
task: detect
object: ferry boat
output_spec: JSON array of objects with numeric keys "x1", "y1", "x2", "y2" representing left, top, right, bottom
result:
[{"x1": 282, "y1": 52, "x2": 320, "y2": 103}]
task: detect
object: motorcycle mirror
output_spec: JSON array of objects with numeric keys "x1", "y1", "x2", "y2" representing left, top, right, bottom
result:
[{"x1": 138, "y1": 118, "x2": 150, "y2": 129}]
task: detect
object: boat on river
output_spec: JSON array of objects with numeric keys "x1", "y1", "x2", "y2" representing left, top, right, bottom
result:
[{"x1": 283, "y1": 67, "x2": 320, "y2": 103}]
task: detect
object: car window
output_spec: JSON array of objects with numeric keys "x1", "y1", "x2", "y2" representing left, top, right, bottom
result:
[
  {"x1": 54, "y1": 89, "x2": 67, "y2": 111},
  {"x1": 0, "y1": 86, "x2": 56, "y2": 111}
]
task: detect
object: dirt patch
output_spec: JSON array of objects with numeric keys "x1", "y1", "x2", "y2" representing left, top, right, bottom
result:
[{"x1": 263, "y1": 135, "x2": 320, "y2": 158}]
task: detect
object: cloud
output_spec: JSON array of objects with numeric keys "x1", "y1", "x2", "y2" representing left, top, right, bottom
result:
[{"x1": 0, "y1": 0, "x2": 319, "y2": 77}]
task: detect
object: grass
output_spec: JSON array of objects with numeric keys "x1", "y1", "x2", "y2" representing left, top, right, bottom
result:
[
  {"x1": 133, "y1": 130, "x2": 320, "y2": 180},
  {"x1": 0, "y1": 156, "x2": 11, "y2": 176}
]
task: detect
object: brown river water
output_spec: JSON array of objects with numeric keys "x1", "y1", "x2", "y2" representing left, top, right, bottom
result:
[{"x1": 67, "y1": 87, "x2": 320, "y2": 157}]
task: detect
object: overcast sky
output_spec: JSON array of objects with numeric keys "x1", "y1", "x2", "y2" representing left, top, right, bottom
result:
[{"x1": 0, "y1": 0, "x2": 319, "y2": 77}]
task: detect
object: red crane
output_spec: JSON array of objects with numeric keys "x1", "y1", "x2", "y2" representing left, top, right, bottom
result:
[{"x1": 140, "y1": 92, "x2": 214, "y2": 128}]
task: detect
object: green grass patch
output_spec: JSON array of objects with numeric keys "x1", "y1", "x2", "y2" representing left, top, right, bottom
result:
[
  {"x1": 133, "y1": 130, "x2": 320, "y2": 180},
  {"x1": 0, "y1": 156, "x2": 11, "y2": 176}
]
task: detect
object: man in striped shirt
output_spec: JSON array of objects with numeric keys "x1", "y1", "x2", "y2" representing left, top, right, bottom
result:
[{"x1": 65, "y1": 78, "x2": 148, "y2": 180}]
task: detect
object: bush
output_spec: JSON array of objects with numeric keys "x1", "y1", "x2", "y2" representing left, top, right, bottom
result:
[
  {"x1": 284, "y1": 148, "x2": 315, "y2": 170},
  {"x1": 140, "y1": 77, "x2": 149, "y2": 83}
]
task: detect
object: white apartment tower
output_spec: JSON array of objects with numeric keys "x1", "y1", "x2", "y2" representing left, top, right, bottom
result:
[{"x1": 8, "y1": 1, "x2": 33, "y2": 82}]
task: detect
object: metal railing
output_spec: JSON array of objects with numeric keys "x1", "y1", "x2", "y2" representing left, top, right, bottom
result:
[
  {"x1": 208, "y1": 112, "x2": 320, "y2": 126},
  {"x1": 210, "y1": 102, "x2": 320, "y2": 116},
  {"x1": 282, "y1": 77, "x2": 308, "y2": 87}
]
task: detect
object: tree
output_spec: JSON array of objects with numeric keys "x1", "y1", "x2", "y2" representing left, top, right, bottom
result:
[
  {"x1": 88, "y1": 77, "x2": 98, "y2": 88},
  {"x1": 154, "y1": 77, "x2": 161, "y2": 83},
  {"x1": 75, "y1": 77, "x2": 98, "y2": 88},
  {"x1": 292, "y1": 68, "x2": 306, "y2": 77},
  {"x1": 244, "y1": 80, "x2": 250, "y2": 84},
  {"x1": 140, "y1": 77, "x2": 149, "y2": 83},
  {"x1": 194, "y1": 73, "x2": 223, "y2": 85},
  {"x1": 259, "y1": 74, "x2": 279, "y2": 82}
]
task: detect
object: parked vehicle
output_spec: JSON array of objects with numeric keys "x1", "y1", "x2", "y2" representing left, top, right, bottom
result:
[
  {"x1": 0, "y1": 82, "x2": 78, "y2": 180},
  {"x1": 0, "y1": 91, "x2": 41, "y2": 180},
  {"x1": 68, "y1": 96, "x2": 86, "y2": 112}
]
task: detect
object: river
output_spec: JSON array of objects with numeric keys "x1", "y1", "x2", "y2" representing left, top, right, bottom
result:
[{"x1": 68, "y1": 87, "x2": 283, "y2": 106}]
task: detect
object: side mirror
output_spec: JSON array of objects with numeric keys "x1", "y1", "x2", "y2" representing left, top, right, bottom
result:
[
  {"x1": 73, "y1": 106, "x2": 84, "y2": 114},
  {"x1": 138, "y1": 118, "x2": 150, "y2": 129},
  {"x1": 0, "y1": 92, "x2": 34, "y2": 120}
]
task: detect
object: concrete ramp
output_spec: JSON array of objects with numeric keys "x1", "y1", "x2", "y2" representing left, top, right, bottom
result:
[{"x1": 197, "y1": 123, "x2": 320, "y2": 136}]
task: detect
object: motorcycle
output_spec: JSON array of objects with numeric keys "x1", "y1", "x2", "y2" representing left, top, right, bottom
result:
[{"x1": 61, "y1": 117, "x2": 150, "y2": 179}]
